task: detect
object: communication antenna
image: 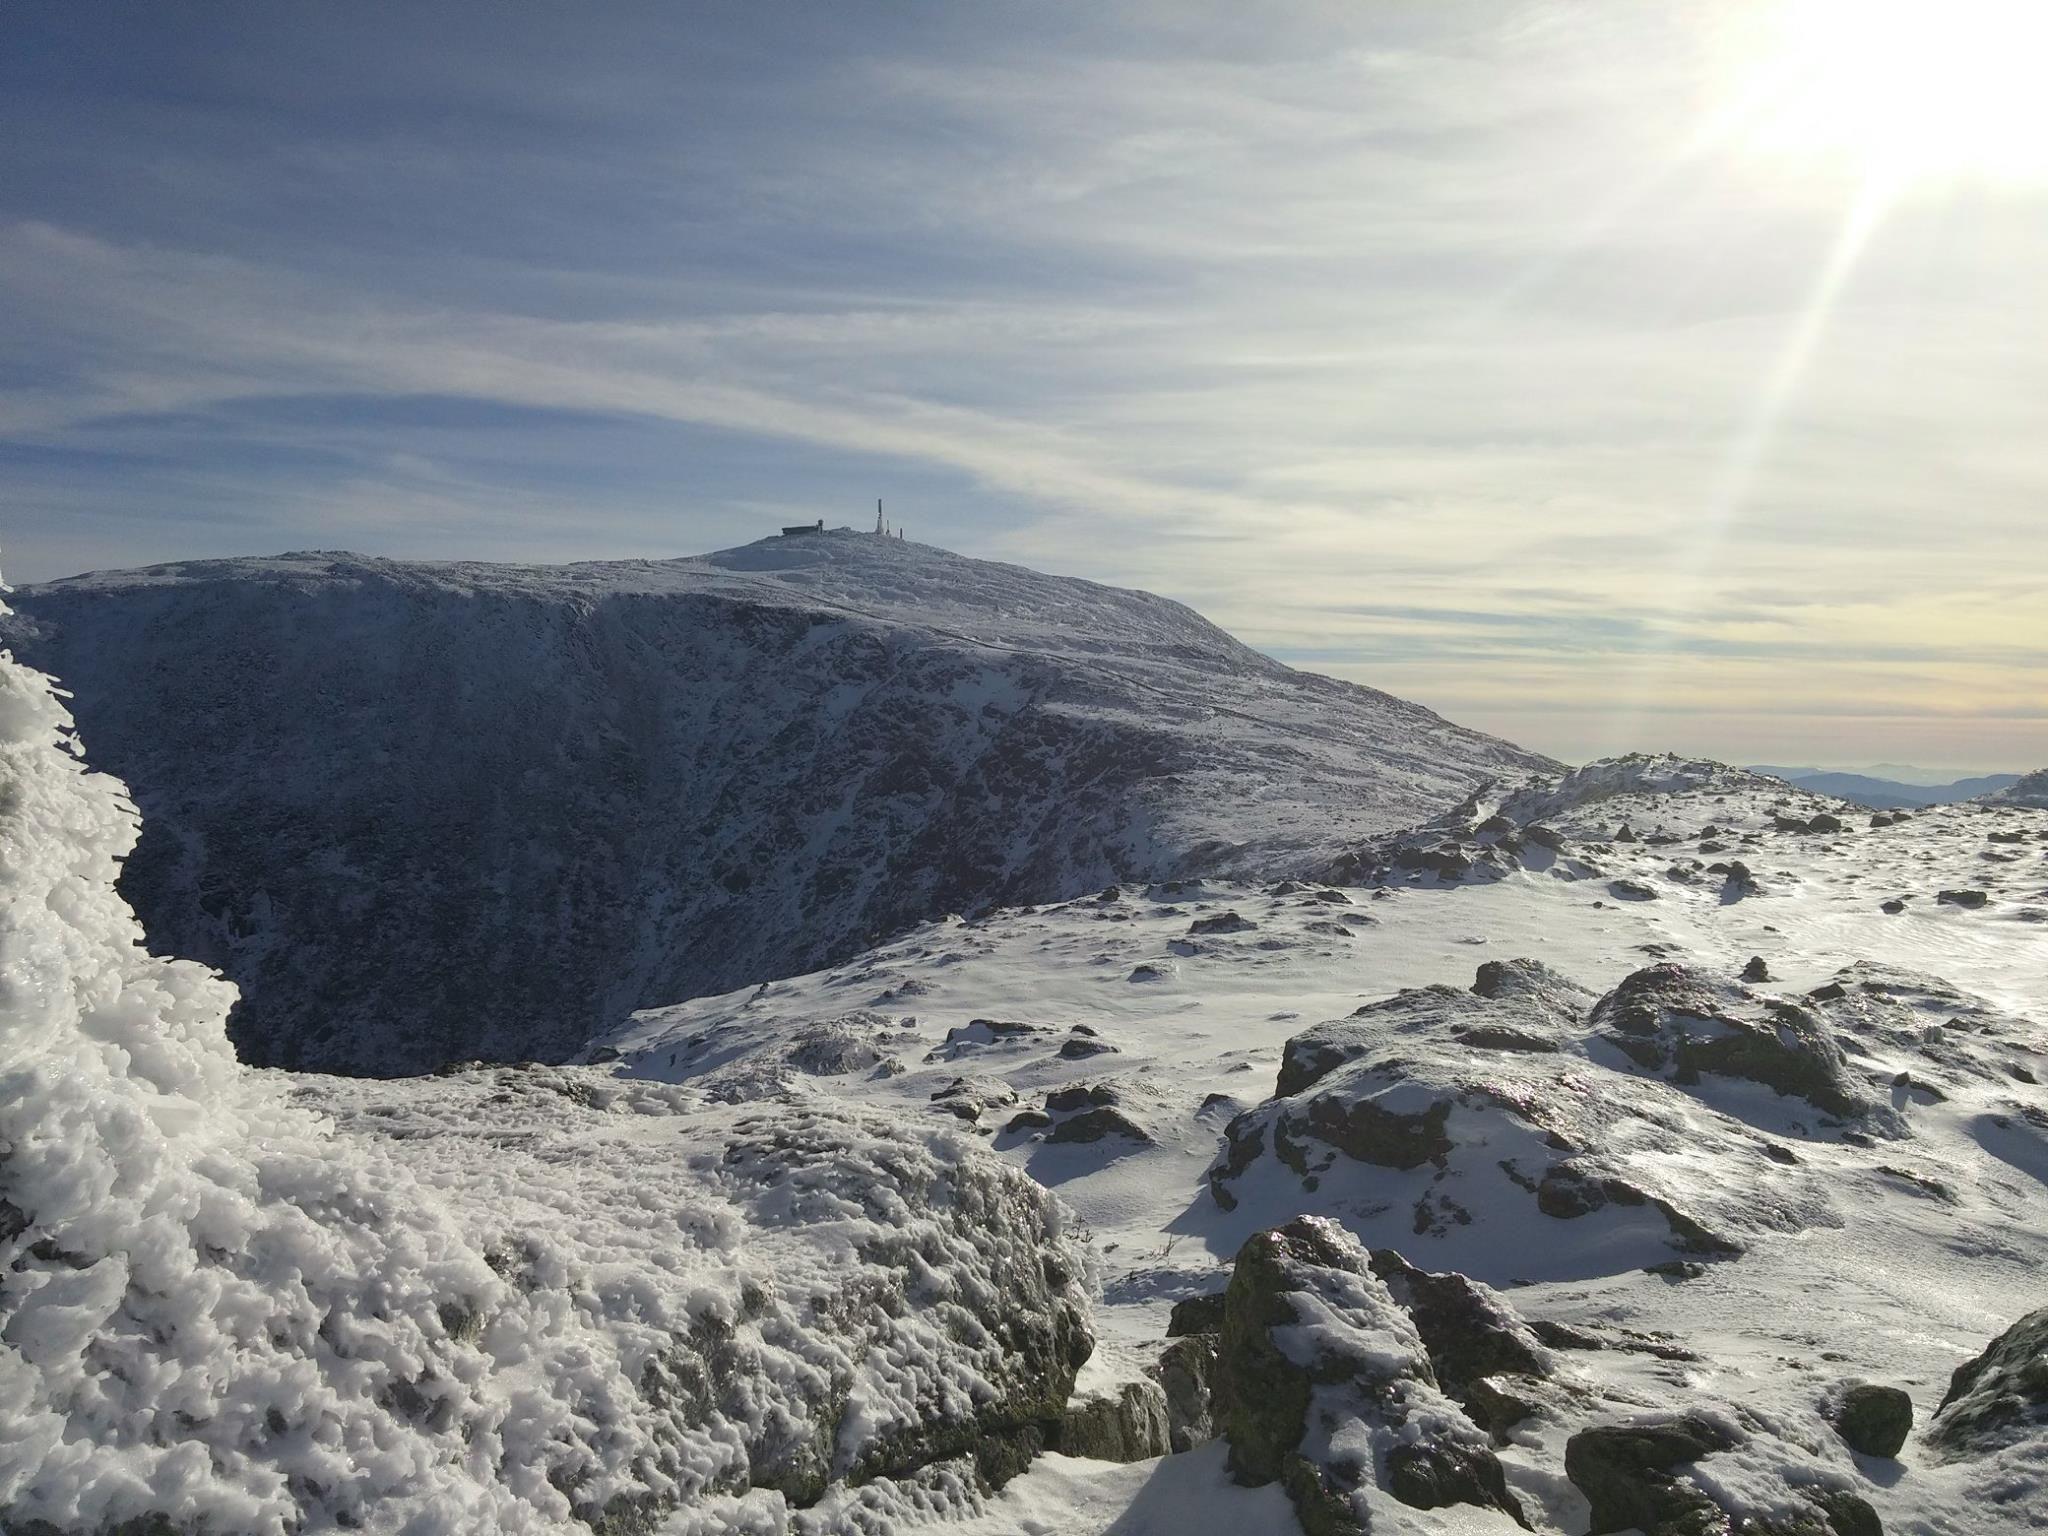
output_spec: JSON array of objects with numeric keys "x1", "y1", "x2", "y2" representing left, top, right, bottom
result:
[{"x1": 875, "y1": 499, "x2": 885, "y2": 535}]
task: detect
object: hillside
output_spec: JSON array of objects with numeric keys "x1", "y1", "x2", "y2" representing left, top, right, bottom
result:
[
  {"x1": 603, "y1": 752, "x2": 2048, "y2": 1535},
  {"x1": 2, "y1": 531, "x2": 1552, "y2": 1073}
]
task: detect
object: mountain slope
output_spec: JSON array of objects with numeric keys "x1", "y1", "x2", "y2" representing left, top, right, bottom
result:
[
  {"x1": 601, "y1": 755, "x2": 2048, "y2": 1534},
  {"x1": 3, "y1": 531, "x2": 1552, "y2": 1073}
]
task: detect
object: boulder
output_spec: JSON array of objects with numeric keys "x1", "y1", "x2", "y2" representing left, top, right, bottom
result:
[
  {"x1": 1059, "y1": 1034, "x2": 1120, "y2": 1060},
  {"x1": 1566, "y1": 1414, "x2": 1738, "y2": 1534},
  {"x1": 1047, "y1": 1105, "x2": 1153, "y2": 1145},
  {"x1": 1217, "y1": 1218, "x2": 1527, "y2": 1532},
  {"x1": 1831, "y1": 1382, "x2": 1913, "y2": 1457}
]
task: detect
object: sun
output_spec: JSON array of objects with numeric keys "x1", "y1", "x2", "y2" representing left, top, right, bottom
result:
[{"x1": 1729, "y1": 0, "x2": 2048, "y2": 188}]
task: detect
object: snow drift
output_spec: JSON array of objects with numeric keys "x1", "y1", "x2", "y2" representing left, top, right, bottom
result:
[{"x1": 4, "y1": 535, "x2": 1552, "y2": 1073}]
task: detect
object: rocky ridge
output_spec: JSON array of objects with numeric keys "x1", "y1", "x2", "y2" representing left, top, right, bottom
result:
[{"x1": 2, "y1": 536, "x2": 1550, "y2": 1073}]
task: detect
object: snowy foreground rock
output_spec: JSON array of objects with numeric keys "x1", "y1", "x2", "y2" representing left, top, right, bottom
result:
[
  {"x1": 0, "y1": 631, "x2": 1094, "y2": 1533},
  {"x1": 2, "y1": 536, "x2": 1548, "y2": 1073}
]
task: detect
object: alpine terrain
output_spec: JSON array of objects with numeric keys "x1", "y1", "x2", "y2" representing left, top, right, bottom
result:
[
  {"x1": 3, "y1": 540, "x2": 2045, "y2": 1536},
  {"x1": 1, "y1": 533, "x2": 1551, "y2": 1074}
]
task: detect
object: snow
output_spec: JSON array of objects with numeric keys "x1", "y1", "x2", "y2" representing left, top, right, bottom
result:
[
  {"x1": 2, "y1": 534, "x2": 1549, "y2": 1074},
  {"x1": 604, "y1": 755, "x2": 2048, "y2": 1533},
  {"x1": 0, "y1": 611, "x2": 1096, "y2": 1534},
  {"x1": 7, "y1": 538, "x2": 2048, "y2": 1532}
]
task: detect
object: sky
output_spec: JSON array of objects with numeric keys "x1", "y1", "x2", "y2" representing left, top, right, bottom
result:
[{"x1": 2, "y1": 1, "x2": 2044, "y2": 771}]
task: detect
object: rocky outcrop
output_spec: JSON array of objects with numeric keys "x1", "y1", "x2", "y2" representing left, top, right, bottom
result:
[
  {"x1": 1217, "y1": 1218, "x2": 1527, "y2": 1533},
  {"x1": 1928, "y1": 1306, "x2": 2048, "y2": 1457},
  {"x1": 1566, "y1": 1414, "x2": 1881, "y2": 1536}
]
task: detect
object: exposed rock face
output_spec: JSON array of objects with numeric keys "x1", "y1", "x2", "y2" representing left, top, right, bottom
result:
[
  {"x1": 1832, "y1": 1382, "x2": 1914, "y2": 1458},
  {"x1": 1150, "y1": 1335, "x2": 1223, "y2": 1453},
  {"x1": 1929, "y1": 1306, "x2": 2048, "y2": 1456},
  {"x1": 1057, "y1": 1380, "x2": 1170, "y2": 1463},
  {"x1": 1217, "y1": 1218, "x2": 1527, "y2": 1533},
  {"x1": 4, "y1": 539, "x2": 1549, "y2": 1074}
]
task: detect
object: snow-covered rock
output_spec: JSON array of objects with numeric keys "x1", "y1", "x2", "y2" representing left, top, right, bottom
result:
[
  {"x1": 0, "y1": 621, "x2": 1096, "y2": 1534},
  {"x1": 1216, "y1": 1217, "x2": 1526, "y2": 1532},
  {"x1": 1981, "y1": 768, "x2": 2048, "y2": 809},
  {"x1": 3, "y1": 535, "x2": 1551, "y2": 1073},
  {"x1": 1204, "y1": 957, "x2": 1941, "y2": 1277}
]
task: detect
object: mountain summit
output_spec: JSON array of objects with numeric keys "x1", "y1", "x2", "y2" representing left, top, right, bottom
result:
[{"x1": 5, "y1": 532, "x2": 1552, "y2": 1072}]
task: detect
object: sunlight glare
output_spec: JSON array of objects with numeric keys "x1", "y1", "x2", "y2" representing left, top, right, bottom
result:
[{"x1": 1737, "y1": 0, "x2": 2048, "y2": 186}]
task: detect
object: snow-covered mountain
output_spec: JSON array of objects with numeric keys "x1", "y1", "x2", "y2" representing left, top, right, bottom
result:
[
  {"x1": 2, "y1": 532, "x2": 1551, "y2": 1074},
  {"x1": 6, "y1": 571, "x2": 2047, "y2": 1534}
]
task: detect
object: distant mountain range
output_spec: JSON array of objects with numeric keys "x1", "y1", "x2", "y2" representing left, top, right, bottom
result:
[{"x1": 1746, "y1": 764, "x2": 2023, "y2": 809}]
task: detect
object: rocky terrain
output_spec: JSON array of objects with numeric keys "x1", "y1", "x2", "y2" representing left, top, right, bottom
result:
[
  {"x1": 4, "y1": 550, "x2": 2045, "y2": 1534},
  {"x1": 601, "y1": 752, "x2": 2048, "y2": 1534},
  {"x1": 0, "y1": 534, "x2": 1549, "y2": 1074}
]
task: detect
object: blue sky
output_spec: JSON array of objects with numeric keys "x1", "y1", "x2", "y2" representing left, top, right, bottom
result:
[{"x1": 3, "y1": 1, "x2": 2044, "y2": 768}]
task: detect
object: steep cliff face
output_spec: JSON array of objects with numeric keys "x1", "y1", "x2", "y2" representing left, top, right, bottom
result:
[{"x1": 5, "y1": 532, "x2": 1552, "y2": 1072}]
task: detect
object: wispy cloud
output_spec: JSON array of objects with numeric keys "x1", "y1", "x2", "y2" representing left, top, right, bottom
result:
[{"x1": 1, "y1": 1, "x2": 2043, "y2": 766}]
